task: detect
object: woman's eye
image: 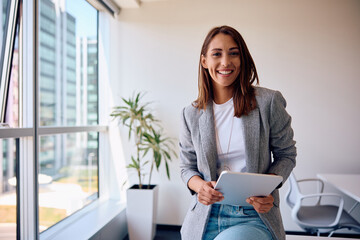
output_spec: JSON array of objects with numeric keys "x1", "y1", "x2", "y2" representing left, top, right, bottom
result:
[
  {"x1": 212, "y1": 52, "x2": 221, "y2": 57},
  {"x1": 230, "y1": 52, "x2": 240, "y2": 56}
]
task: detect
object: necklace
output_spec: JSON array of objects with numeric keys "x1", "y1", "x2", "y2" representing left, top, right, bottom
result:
[{"x1": 213, "y1": 107, "x2": 234, "y2": 173}]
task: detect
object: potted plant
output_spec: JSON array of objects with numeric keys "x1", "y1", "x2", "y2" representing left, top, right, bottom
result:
[{"x1": 110, "y1": 92, "x2": 177, "y2": 240}]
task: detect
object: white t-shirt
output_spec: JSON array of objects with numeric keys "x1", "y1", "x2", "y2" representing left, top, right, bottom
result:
[{"x1": 213, "y1": 98, "x2": 247, "y2": 176}]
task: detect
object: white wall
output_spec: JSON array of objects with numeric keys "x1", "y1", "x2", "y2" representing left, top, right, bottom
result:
[{"x1": 107, "y1": 0, "x2": 360, "y2": 230}]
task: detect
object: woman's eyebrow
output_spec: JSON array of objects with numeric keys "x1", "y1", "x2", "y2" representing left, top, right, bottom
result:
[
  {"x1": 210, "y1": 48, "x2": 223, "y2": 52},
  {"x1": 210, "y1": 47, "x2": 239, "y2": 52}
]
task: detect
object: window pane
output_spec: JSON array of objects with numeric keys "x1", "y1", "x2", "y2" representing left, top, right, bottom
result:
[
  {"x1": 4, "y1": 23, "x2": 19, "y2": 127},
  {"x1": 38, "y1": 0, "x2": 98, "y2": 127},
  {"x1": 1, "y1": 0, "x2": 19, "y2": 128},
  {"x1": 39, "y1": 132, "x2": 98, "y2": 232},
  {"x1": 1, "y1": 0, "x2": 10, "y2": 64},
  {"x1": 0, "y1": 138, "x2": 17, "y2": 240}
]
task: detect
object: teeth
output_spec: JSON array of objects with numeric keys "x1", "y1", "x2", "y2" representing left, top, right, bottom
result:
[{"x1": 218, "y1": 70, "x2": 232, "y2": 75}]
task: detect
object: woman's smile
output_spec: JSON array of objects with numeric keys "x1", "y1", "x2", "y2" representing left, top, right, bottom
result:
[{"x1": 217, "y1": 69, "x2": 234, "y2": 76}]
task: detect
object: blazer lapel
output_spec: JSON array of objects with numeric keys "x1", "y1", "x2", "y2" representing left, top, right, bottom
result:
[
  {"x1": 242, "y1": 107, "x2": 260, "y2": 173},
  {"x1": 199, "y1": 103, "x2": 218, "y2": 181}
]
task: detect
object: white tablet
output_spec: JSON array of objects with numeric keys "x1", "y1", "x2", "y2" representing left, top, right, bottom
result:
[{"x1": 214, "y1": 171, "x2": 283, "y2": 206}]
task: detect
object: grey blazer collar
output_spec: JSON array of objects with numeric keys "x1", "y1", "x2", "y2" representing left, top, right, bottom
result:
[{"x1": 198, "y1": 101, "x2": 260, "y2": 180}]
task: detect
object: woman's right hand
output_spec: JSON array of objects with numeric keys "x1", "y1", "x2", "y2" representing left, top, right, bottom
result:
[{"x1": 197, "y1": 181, "x2": 224, "y2": 205}]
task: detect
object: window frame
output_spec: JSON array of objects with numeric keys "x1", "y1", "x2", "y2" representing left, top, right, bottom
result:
[
  {"x1": 0, "y1": 0, "x2": 20, "y2": 123},
  {"x1": 1, "y1": 1, "x2": 115, "y2": 239}
]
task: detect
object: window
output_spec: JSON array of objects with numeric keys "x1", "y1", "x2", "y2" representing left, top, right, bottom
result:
[
  {"x1": 0, "y1": 0, "x2": 19, "y2": 238},
  {"x1": 0, "y1": 138, "x2": 18, "y2": 240},
  {"x1": 38, "y1": 0, "x2": 98, "y2": 128},
  {"x1": 38, "y1": 132, "x2": 98, "y2": 231},
  {"x1": 1, "y1": 0, "x2": 105, "y2": 239},
  {"x1": 37, "y1": 0, "x2": 99, "y2": 232},
  {"x1": 1, "y1": 0, "x2": 19, "y2": 126}
]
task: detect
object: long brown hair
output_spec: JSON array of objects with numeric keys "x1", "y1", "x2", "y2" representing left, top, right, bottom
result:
[{"x1": 193, "y1": 26, "x2": 259, "y2": 117}]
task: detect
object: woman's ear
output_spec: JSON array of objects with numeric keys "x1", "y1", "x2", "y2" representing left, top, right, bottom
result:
[{"x1": 201, "y1": 54, "x2": 208, "y2": 69}]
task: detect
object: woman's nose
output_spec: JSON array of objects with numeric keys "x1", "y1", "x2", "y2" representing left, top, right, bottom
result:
[{"x1": 221, "y1": 55, "x2": 230, "y2": 67}]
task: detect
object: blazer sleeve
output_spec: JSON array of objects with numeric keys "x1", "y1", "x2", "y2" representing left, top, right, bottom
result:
[
  {"x1": 267, "y1": 91, "x2": 297, "y2": 186},
  {"x1": 179, "y1": 107, "x2": 202, "y2": 195}
]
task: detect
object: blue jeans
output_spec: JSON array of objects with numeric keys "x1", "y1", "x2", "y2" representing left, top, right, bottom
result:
[{"x1": 203, "y1": 204, "x2": 273, "y2": 240}]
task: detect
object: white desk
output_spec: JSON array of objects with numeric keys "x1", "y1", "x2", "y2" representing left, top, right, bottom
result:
[{"x1": 317, "y1": 173, "x2": 360, "y2": 203}]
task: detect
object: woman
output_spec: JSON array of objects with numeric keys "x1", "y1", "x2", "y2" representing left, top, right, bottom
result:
[{"x1": 179, "y1": 25, "x2": 296, "y2": 240}]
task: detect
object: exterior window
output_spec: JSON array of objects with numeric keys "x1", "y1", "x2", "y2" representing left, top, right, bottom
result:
[
  {"x1": 0, "y1": 138, "x2": 17, "y2": 240},
  {"x1": 39, "y1": 132, "x2": 98, "y2": 231},
  {"x1": 1, "y1": 0, "x2": 10, "y2": 64},
  {"x1": 39, "y1": 0, "x2": 98, "y2": 127},
  {"x1": 5, "y1": 25, "x2": 19, "y2": 128},
  {"x1": 37, "y1": 0, "x2": 99, "y2": 232},
  {"x1": 0, "y1": 0, "x2": 102, "y2": 238},
  {"x1": 0, "y1": 0, "x2": 19, "y2": 238},
  {"x1": 1, "y1": 0, "x2": 19, "y2": 127}
]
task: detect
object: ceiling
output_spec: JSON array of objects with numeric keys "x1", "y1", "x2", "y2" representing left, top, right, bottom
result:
[{"x1": 113, "y1": 0, "x2": 170, "y2": 9}]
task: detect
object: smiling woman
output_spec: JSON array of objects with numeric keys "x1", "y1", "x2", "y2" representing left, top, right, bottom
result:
[
  {"x1": 179, "y1": 25, "x2": 296, "y2": 240},
  {"x1": 194, "y1": 26, "x2": 259, "y2": 119}
]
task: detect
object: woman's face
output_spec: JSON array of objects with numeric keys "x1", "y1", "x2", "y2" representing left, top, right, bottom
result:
[{"x1": 201, "y1": 33, "x2": 241, "y2": 90}]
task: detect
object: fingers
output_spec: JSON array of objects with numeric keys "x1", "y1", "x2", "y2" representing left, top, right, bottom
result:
[
  {"x1": 246, "y1": 195, "x2": 274, "y2": 213},
  {"x1": 197, "y1": 181, "x2": 224, "y2": 205}
]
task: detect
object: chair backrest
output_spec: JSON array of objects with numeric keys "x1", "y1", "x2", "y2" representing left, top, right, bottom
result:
[{"x1": 286, "y1": 172, "x2": 302, "y2": 208}]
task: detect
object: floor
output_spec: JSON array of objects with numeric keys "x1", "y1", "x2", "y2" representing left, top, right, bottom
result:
[
  {"x1": 152, "y1": 228, "x2": 181, "y2": 240},
  {"x1": 123, "y1": 225, "x2": 181, "y2": 240}
]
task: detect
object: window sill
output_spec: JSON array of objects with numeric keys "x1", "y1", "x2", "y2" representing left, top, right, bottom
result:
[{"x1": 40, "y1": 199, "x2": 126, "y2": 240}]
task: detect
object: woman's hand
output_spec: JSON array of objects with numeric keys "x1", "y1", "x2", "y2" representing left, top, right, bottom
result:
[
  {"x1": 197, "y1": 181, "x2": 224, "y2": 205},
  {"x1": 246, "y1": 194, "x2": 274, "y2": 213},
  {"x1": 188, "y1": 176, "x2": 224, "y2": 206}
]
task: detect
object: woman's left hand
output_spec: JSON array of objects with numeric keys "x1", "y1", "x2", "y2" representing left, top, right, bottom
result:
[{"x1": 246, "y1": 194, "x2": 274, "y2": 214}]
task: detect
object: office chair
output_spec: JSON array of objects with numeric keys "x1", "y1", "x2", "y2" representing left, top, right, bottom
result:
[{"x1": 285, "y1": 173, "x2": 360, "y2": 237}]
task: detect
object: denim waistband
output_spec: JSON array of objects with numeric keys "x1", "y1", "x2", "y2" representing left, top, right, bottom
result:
[{"x1": 212, "y1": 204, "x2": 255, "y2": 210}]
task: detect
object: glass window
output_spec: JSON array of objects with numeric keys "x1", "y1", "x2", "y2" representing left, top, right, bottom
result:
[
  {"x1": 37, "y1": 0, "x2": 99, "y2": 232},
  {"x1": 1, "y1": 0, "x2": 19, "y2": 127},
  {"x1": 39, "y1": 31, "x2": 56, "y2": 49},
  {"x1": 39, "y1": 15, "x2": 56, "y2": 35},
  {"x1": 1, "y1": 0, "x2": 9, "y2": 58},
  {"x1": 40, "y1": 46, "x2": 55, "y2": 62},
  {"x1": 1, "y1": 0, "x2": 101, "y2": 237},
  {"x1": 40, "y1": 0, "x2": 56, "y2": 20},
  {"x1": 40, "y1": 61, "x2": 55, "y2": 75},
  {"x1": 4, "y1": 24, "x2": 19, "y2": 128},
  {"x1": 1, "y1": 0, "x2": 10, "y2": 62},
  {"x1": 38, "y1": 0, "x2": 98, "y2": 127},
  {"x1": 0, "y1": 138, "x2": 17, "y2": 240},
  {"x1": 38, "y1": 132, "x2": 98, "y2": 232}
]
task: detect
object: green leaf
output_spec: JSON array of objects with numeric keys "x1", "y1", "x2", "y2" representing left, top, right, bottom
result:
[
  {"x1": 122, "y1": 98, "x2": 131, "y2": 106},
  {"x1": 155, "y1": 154, "x2": 161, "y2": 169},
  {"x1": 142, "y1": 148, "x2": 150, "y2": 157},
  {"x1": 164, "y1": 151, "x2": 171, "y2": 160},
  {"x1": 127, "y1": 164, "x2": 136, "y2": 168},
  {"x1": 165, "y1": 161, "x2": 170, "y2": 180}
]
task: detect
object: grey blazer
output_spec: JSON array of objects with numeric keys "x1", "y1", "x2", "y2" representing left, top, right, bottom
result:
[{"x1": 179, "y1": 87, "x2": 296, "y2": 240}]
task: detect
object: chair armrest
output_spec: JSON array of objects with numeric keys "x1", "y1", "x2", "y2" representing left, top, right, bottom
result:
[
  {"x1": 297, "y1": 178, "x2": 324, "y2": 193},
  {"x1": 293, "y1": 193, "x2": 344, "y2": 228}
]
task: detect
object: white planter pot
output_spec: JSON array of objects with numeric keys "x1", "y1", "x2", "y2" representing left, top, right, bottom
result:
[{"x1": 126, "y1": 184, "x2": 159, "y2": 240}]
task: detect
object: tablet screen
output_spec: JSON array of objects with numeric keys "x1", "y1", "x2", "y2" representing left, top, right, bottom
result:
[{"x1": 214, "y1": 171, "x2": 283, "y2": 206}]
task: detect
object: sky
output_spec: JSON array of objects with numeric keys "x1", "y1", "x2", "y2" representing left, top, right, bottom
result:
[{"x1": 66, "y1": 0, "x2": 98, "y2": 39}]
